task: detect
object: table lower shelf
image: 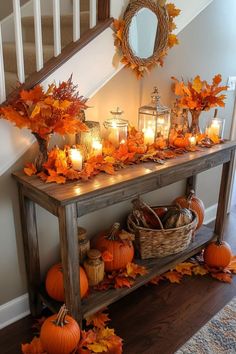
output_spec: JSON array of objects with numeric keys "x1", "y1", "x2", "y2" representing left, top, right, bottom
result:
[{"x1": 39, "y1": 225, "x2": 216, "y2": 318}]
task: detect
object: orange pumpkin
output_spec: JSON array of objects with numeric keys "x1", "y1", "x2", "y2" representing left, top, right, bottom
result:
[
  {"x1": 173, "y1": 135, "x2": 190, "y2": 148},
  {"x1": 203, "y1": 241, "x2": 232, "y2": 268},
  {"x1": 40, "y1": 305, "x2": 80, "y2": 354},
  {"x1": 45, "y1": 263, "x2": 88, "y2": 302},
  {"x1": 128, "y1": 141, "x2": 147, "y2": 154},
  {"x1": 95, "y1": 223, "x2": 134, "y2": 272},
  {"x1": 173, "y1": 190, "x2": 205, "y2": 229}
]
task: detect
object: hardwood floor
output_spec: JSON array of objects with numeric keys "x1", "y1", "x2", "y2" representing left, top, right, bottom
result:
[{"x1": 1, "y1": 211, "x2": 236, "y2": 354}]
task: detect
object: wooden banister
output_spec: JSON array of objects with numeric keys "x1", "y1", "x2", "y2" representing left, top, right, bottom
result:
[{"x1": 98, "y1": 0, "x2": 110, "y2": 21}]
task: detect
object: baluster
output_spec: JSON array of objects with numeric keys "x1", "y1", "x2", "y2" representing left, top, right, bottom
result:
[
  {"x1": 0, "y1": 24, "x2": 6, "y2": 103},
  {"x1": 73, "y1": 0, "x2": 80, "y2": 42},
  {"x1": 53, "y1": 0, "x2": 61, "y2": 56},
  {"x1": 33, "y1": 0, "x2": 43, "y2": 71},
  {"x1": 13, "y1": 0, "x2": 25, "y2": 83},
  {"x1": 90, "y1": 0, "x2": 97, "y2": 29}
]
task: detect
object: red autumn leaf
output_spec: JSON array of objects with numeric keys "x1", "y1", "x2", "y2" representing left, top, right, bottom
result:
[
  {"x1": 211, "y1": 272, "x2": 232, "y2": 283},
  {"x1": 21, "y1": 337, "x2": 45, "y2": 354},
  {"x1": 115, "y1": 276, "x2": 133, "y2": 289},
  {"x1": 149, "y1": 275, "x2": 163, "y2": 285},
  {"x1": 102, "y1": 251, "x2": 113, "y2": 262},
  {"x1": 163, "y1": 271, "x2": 183, "y2": 284},
  {"x1": 24, "y1": 163, "x2": 37, "y2": 176},
  {"x1": 86, "y1": 310, "x2": 110, "y2": 329}
]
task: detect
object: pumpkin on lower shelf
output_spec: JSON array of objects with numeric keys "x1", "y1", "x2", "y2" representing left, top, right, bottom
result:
[
  {"x1": 40, "y1": 305, "x2": 80, "y2": 354},
  {"x1": 95, "y1": 223, "x2": 134, "y2": 272},
  {"x1": 173, "y1": 190, "x2": 205, "y2": 229},
  {"x1": 45, "y1": 263, "x2": 88, "y2": 302},
  {"x1": 203, "y1": 241, "x2": 232, "y2": 268},
  {"x1": 162, "y1": 206, "x2": 193, "y2": 229}
]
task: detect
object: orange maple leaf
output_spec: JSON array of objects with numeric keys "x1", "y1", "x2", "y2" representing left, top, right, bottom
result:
[
  {"x1": 192, "y1": 265, "x2": 209, "y2": 276},
  {"x1": 168, "y1": 34, "x2": 179, "y2": 48},
  {"x1": 115, "y1": 276, "x2": 133, "y2": 288},
  {"x1": 24, "y1": 163, "x2": 37, "y2": 177},
  {"x1": 211, "y1": 272, "x2": 232, "y2": 283},
  {"x1": 86, "y1": 310, "x2": 110, "y2": 329},
  {"x1": 166, "y1": 3, "x2": 181, "y2": 18},
  {"x1": 163, "y1": 271, "x2": 183, "y2": 283},
  {"x1": 21, "y1": 337, "x2": 45, "y2": 354},
  {"x1": 174, "y1": 262, "x2": 194, "y2": 276},
  {"x1": 149, "y1": 275, "x2": 163, "y2": 285},
  {"x1": 226, "y1": 256, "x2": 236, "y2": 274},
  {"x1": 125, "y1": 262, "x2": 147, "y2": 279},
  {"x1": 102, "y1": 251, "x2": 113, "y2": 262}
]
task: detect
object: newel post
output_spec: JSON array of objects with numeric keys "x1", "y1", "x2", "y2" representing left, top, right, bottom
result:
[{"x1": 98, "y1": 0, "x2": 110, "y2": 21}]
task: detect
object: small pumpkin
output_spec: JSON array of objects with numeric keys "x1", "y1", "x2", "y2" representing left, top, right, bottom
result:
[
  {"x1": 203, "y1": 241, "x2": 232, "y2": 268},
  {"x1": 95, "y1": 223, "x2": 134, "y2": 272},
  {"x1": 45, "y1": 263, "x2": 88, "y2": 302},
  {"x1": 162, "y1": 206, "x2": 193, "y2": 229},
  {"x1": 40, "y1": 305, "x2": 80, "y2": 354},
  {"x1": 173, "y1": 190, "x2": 205, "y2": 229},
  {"x1": 173, "y1": 135, "x2": 190, "y2": 148},
  {"x1": 128, "y1": 141, "x2": 147, "y2": 154}
]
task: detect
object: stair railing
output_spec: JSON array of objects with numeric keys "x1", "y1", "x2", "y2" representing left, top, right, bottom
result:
[{"x1": 0, "y1": 0, "x2": 111, "y2": 104}]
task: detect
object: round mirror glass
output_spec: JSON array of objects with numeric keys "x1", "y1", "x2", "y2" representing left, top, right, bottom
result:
[{"x1": 129, "y1": 8, "x2": 158, "y2": 59}]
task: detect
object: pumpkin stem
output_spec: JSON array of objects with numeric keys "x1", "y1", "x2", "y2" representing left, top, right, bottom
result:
[
  {"x1": 53, "y1": 305, "x2": 69, "y2": 327},
  {"x1": 187, "y1": 189, "x2": 195, "y2": 206},
  {"x1": 106, "y1": 223, "x2": 121, "y2": 241}
]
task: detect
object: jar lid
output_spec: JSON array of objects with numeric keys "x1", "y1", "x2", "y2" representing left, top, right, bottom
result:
[
  {"x1": 104, "y1": 107, "x2": 128, "y2": 128},
  {"x1": 87, "y1": 249, "x2": 101, "y2": 260},
  {"x1": 139, "y1": 87, "x2": 170, "y2": 115},
  {"x1": 78, "y1": 227, "x2": 87, "y2": 241}
]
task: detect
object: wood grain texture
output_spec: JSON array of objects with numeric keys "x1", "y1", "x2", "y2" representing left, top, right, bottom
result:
[
  {"x1": 18, "y1": 186, "x2": 42, "y2": 316},
  {"x1": 3, "y1": 19, "x2": 113, "y2": 105},
  {"x1": 215, "y1": 150, "x2": 236, "y2": 241},
  {"x1": 1, "y1": 214, "x2": 236, "y2": 354},
  {"x1": 38, "y1": 226, "x2": 215, "y2": 318},
  {"x1": 58, "y1": 204, "x2": 81, "y2": 323},
  {"x1": 98, "y1": 0, "x2": 110, "y2": 21},
  {"x1": 12, "y1": 142, "x2": 236, "y2": 218}
]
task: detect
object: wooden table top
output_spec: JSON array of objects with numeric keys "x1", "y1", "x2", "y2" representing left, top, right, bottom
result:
[{"x1": 12, "y1": 141, "x2": 236, "y2": 208}]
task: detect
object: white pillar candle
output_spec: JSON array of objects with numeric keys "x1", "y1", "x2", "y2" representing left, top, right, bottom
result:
[
  {"x1": 189, "y1": 136, "x2": 197, "y2": 147},
  {"x1": 207, "y1": 119, "x2": 220, "y2": 138},
  {"x1": 143, "y1": 127, "x2": 155, "y2": 145},
  {"x1": 92, "y1": 140, "x2": 103, "y2": 156},
  {"x1": 70, "y1": 148, "x2": 83, "y2": 171}
]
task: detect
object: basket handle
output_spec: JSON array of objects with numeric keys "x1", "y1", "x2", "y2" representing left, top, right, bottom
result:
[
  {"x1": 140, "y1": 199, "x2": 165, "y2": 230},
  {"x1": 127, "y1": 215, "x2": 137, "y2": 234}
]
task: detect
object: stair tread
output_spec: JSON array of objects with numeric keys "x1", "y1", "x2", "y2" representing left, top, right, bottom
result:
[{"x1": 22, "y1": 12, "x2": 89, "y2": 26}]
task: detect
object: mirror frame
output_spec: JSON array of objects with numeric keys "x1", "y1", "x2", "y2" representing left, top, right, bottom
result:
[{"x1": 122, "y1": 0, "x2": 169, "y2": 67}]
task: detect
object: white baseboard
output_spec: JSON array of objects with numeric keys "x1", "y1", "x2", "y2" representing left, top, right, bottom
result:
[
  {"x1": 204, "y1": 203, "x2": 218, "y2": 225},
  {"x1": 0, "y1": 294, "x2": 30, "y2": 330}
]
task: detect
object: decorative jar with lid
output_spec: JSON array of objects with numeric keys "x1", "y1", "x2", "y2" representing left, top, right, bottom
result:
[
  {"x1": 104, "y1": 108, "x2": 128, "y2": 148},
  {"x1": 84, "y1": 249, "x2": 105, "y2": 286}
]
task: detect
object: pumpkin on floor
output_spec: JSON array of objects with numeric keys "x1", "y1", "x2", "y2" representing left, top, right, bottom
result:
[
  {"x1": 173, "y1": 190, "x2": 205, "y2": 229},
  {"x1": 203, "y1": 241, "x2": 232, "y2": 268},
  {"x1": 45, "y1": 263, "x2": 88, "y2": 302},
  {"x1": 40, "y1": 305, "x2": 80, "y2": 354},
  {"x1": 95, "y1": 223, "x2": 134, "y2": 272}
]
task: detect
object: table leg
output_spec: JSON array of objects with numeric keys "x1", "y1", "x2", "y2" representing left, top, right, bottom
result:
[
  {"x1": 18, "y1": 185, "x2": 42, "y2": 316},
  {"x1": 214, "y1": 150, "x2": 235, "y2": 242},
  {"x1": 186, "y1": 175, "x2": 197, "y2": 195},
  {"x1": 58, "y1": 204, "x2": 81, "y2": 324}
]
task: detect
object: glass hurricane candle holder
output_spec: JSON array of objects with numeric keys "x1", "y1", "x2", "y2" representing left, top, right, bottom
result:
[
  {"x1": 92, "y1": 139, "x2": 103, "y2": 156},
  {"x1": 188, "y1": 135, "x2": 197, "y2": 147},
  {"x1": 206, "y1": 117, "x2": 225, "y2": 140},
  {"x1": 138, "y1": 87, "x2": 171, "y2": 143},
  {"x1": 78, "y1": 121, "x2": 101, "y2": 156},
  {"x1": 104, "y1": 108, "x2": 128, "y2": 148}
]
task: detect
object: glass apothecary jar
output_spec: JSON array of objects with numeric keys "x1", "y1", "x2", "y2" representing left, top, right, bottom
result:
[
  {"x1": 138, "y1": 87, "x2": 171, "y2": 144},
  {"x1": 104, "y1": 108, "x2": 128, "y2": 148}
]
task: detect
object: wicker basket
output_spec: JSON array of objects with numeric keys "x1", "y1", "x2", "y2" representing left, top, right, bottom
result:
[{"x1": 127, "y1": 206, "x2": 198, "y2": 260}]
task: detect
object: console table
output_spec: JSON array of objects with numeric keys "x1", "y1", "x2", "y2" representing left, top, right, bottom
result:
[{"x1": 13, "y1": 141, "x2": 236, "y2": 325}]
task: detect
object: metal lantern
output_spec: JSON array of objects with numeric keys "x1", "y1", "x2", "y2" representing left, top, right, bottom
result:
[
  {"x1": 104, "y1": 108, "x2": 128, "y2": 148},
  {"x1": 138, "y1": 87, "x2": 171, "y2": 143}
]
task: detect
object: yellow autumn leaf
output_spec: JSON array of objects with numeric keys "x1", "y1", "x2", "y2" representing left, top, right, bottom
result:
[
  {"x1": 31, "y1": 105, "x2": 41, "y2": 118},
  {"x1": 192, "y1": 265, "x2": 209, "y2": 276},
  {"x1": 192, "y1": 75, "x2": 203, "y2": 93},
  {"x1": 87, "y1": 342, "x2": 108, "y2": 353},
  {"x1": 166, "y1": 3, "x2": 181, "y2": 18},
  {"x1": 174, "y1": 262, "x2": 194, "y2": 276},
  {"x1": 104, "y1": 156, "x2": 116, "y2": 164},
  {"x1": 168, "y1": 34, "x2": 179, "y2": 48}
]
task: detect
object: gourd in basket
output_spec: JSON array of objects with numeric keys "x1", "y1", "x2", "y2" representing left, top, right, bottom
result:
[
  {"x1": 95, "y1": 223, "x2": 134, "y2": 272},
  {"x1": 162, "y1": 206, "x2": 193, "y2": 229}
]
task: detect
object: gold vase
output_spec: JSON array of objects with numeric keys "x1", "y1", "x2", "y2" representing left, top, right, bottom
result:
[{"x1": 190, "y1": 110, "x2": 202, "y2": 134}]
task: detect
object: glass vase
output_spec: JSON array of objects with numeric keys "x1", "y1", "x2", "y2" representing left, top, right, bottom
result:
[{"x1": 190, "y1": 110, "x2": 202, "y2": 134}]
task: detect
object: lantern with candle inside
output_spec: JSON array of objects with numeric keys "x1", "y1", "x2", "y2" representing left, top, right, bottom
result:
[
  {"x1": 206, "y1": 109, "x2": 225, "y2": 140},
  {"x1": 92, "y1": 139, "x2": 103, "y2": 156},
  {"x1": 104, "y1": 108, "x2": 128, "y2": 148},
  {"x1": 78, "y1": 121, "x2": 101, "y2": 157},
  {"x1": 69, "y1": 146, "x2": 83, "y2": 171},
  {"x1": 138, "y1": 87, "x2": 171, "y2": 145}
]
